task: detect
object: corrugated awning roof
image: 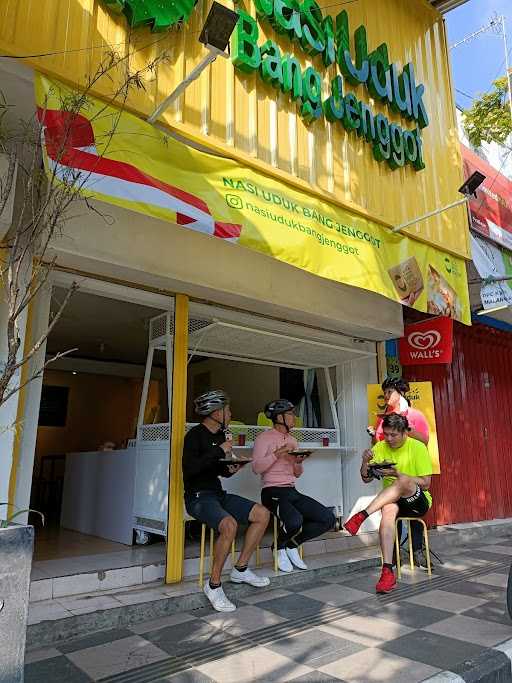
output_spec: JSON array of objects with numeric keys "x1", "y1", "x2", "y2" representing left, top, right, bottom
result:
[{"x1": 430, "y1": 0, "x2": 469, "y2": 13}]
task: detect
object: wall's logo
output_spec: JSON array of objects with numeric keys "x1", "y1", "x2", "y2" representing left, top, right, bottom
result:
[
  {"x1": 399, "y1": 317, "x2": 453, "y2": 365},
  {"x1": 408, "y1": 330, "x2": 441, "y2": 351},
  {"x1": 101, "y1": 0, "x2": 197, "y2": 32}
]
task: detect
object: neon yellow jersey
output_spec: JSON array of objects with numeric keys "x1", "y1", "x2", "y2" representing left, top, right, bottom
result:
[{"x1": 371, "y1": 437, "x2": 433, "y2": 507}]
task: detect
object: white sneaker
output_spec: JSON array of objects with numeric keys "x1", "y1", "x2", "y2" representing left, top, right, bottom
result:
[
  {"x1": 230, "y1": 566, "x2": 270, "y2": 587},
  {"x1": 286, "y1": 547, "x2": 307, "y2": 570},
  {"x1": 277, "y1": 548, "x2": 293, "y2": 572},
  {"x1": 203, "y1": 582, "x2": 236, "y2": 612}
]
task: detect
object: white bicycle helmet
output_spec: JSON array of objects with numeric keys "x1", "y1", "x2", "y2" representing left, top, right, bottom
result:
[{"x1": 193, "y1": 389, "x2": 229, "y2": 416}]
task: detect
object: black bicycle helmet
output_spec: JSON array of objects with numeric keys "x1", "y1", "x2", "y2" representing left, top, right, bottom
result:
[
  {"x1": 193, "y1": 389, "x2": 229, "y2": 416},
  {"x1": 264, "y1": 399, "x2": 295, "y2": 421},
  {"x1": 381, "y1": 377, "x2": 410, "y2": 396}
]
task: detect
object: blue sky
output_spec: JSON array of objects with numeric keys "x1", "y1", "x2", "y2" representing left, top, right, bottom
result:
[{"x1": 446, "y1": 0, "x2": 511, "y2": 111}]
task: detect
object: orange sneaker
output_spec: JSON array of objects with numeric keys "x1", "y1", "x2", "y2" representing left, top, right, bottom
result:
[
  {"x1": 376, "y1": 567, "x2": 396, "y2": 594},
  {"x1": 343, "y1": 511, "x2": 367, "y2": 536}
]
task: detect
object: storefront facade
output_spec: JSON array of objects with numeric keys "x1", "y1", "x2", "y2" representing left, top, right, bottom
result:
[{"x1": 0, "y1": 0, "x2": 471, "y2": 582}]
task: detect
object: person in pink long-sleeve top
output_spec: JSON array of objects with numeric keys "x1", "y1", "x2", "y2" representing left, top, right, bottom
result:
[{"x1": 252, "y1": 399, "x2": 335, "y2": 573}]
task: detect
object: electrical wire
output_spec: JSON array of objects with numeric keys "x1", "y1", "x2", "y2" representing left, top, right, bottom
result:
[{"x1": 0, "y1": 0, "x2": 360, "y2": 60}]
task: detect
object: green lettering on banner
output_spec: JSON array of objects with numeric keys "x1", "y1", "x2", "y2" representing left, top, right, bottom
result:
[
  {"x1": 232, "y1": 10, "x2": 261, "y2": 73},
  {"x1": 260, "y1": 40, "x2": 283, "y2": 86},
  {"x1": 101, "y1": 0, "x2": 432, "y2": 171},
  {"x1": 300, "y1": 0, "x2": 325, "y2": 56},
  {"x1": 229, "y1": 2, "x2": 431, "y2": 171},
  {"x1": 321, "y1": 15, "x2": 336, "y2": 66},
  {"x1": 281, "y1": 55, "x2": 303, "y2": 99},
  {"x1": 100, "y1": 0, "x2": 196, "y2": 31},
  {"x1": 301, "y1": 66, "x2": 322, "y2": 123},
  {"x1": 336, "y1": 11, "x2": 369, "y2": 86},
  {"x1": 323, "y1": 75, "x2": 344, "y2": 122},
  {"x1": 272, "y1": 0, "x2": 302, "y2": 40}
]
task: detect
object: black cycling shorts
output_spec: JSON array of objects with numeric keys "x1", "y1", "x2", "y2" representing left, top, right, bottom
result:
[{"x1": 397, "y1": 484, "x2": 430, "y2": 518}]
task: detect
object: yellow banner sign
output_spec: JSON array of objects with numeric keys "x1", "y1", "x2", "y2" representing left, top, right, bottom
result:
[
  {"x1": 367, "y1": 382, "x2": 440, "y2": 474},
  {"x1": 35, "y1": 75, "x2": 470, "y2": 323}
]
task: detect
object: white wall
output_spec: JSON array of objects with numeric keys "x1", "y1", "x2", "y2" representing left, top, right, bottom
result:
[
  {"x1": 337, "y1": 356, "x2": 380, "y2": 529},
  {"x1": 187, "y1": 358, "x2": 279, "y2": 424},
  {"x1": 0, "y1": 260, "x2": 30, "y2": 512},
  {"x1": 13, "y1": 287, "x2": 51, "y2": 521}
]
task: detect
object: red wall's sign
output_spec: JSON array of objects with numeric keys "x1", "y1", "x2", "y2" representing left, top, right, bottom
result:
[
  {"x1": 461, "y1": 144, "x2": 512, "y2": 251},
  {"x1": 399, "y1": 317, "x2": 453, "y2": 365}
]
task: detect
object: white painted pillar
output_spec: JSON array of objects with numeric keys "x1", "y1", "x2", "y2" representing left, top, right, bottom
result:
[
  {"x1": 337, "y1": 355, "x2": 380, "y2": 531},
  {"x1": 12, "y1": 286, "x2": 52, "y2": 520},
  {"x1": 0, "y1": 282, "x2": 28, "y2": 511}
]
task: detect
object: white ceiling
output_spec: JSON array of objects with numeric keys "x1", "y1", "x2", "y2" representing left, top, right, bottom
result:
[{"x1": 48, "y1": 287, "x2": 165, "y2": 365}]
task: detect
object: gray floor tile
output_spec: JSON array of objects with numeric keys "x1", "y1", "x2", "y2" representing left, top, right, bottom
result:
[
  {"x1": 240, "y1": 588, "x2": 294, "y2": 605},
  {"x1": 154, "y1": 669, "x2": 216, "y2": 682},
  {"x1": 403, "y1": 589, "x2": 487, "y2": 613},
  {"x1": 130, "y1": 612, "x2": 197, "y2": 634},
  {"x1": 67, "y1": 635, "x2": 169, "y2": 679},
  {"x1": 366, "y1": 602, "x2": 452, "y2": 629},
  {"x1": 423, "y1": 614, "x2": 512, "y2": 647},
  {"x1": 196, "y1": 645, "x2": 313, "y2": 682},
  {"x1": 298, "y1": 584, "x2": 371, "y2": 608},
  {"x1": 318, "y1": 647, "x2": 439, "y2": 682},
  {"x1": 24, "y1": 647, "x2": 62, "y2": 665},
  {"x1": 290, "y1": 673, "x2": 347, "y2": 683},
  {"x1": 333, "y1": 573, "x2": 381, "y2": 594},
  {"x1": 317, "y1": 614, "x2": 414, "y2": 647},
  {"x1": 462, "y1": 549, "x2": 512, "y2": 562},
  {"x1": 201, "y1": 605, "x2": 286, "y2": 636},
  {"x1": 268, "y1": 627, "x2": 365, "y2": 667},
  {"x1": 468, "y1": 572, "x2": 508, "y2": 588},
  {"x1": 59, "y1": 628, "x2": 133, "y2": 654},
  {"x1": 462, "y1": 600, "x2": 512, "y2": 626},
  {"x1": 286, "y1": 580, "x2": 331, "y2": 592},
  {"x1": 379, "y1": 629, "x2": 488, "y2": 670},
  {"x1": 143, "y1": 618, "x2": 242, "y2": 657},
  {"x1": 25, "y1": 655, "x2": 93, "y2": 682},
  {"x1": 254, "y1": 594, "x2": 329, "y2": 620},
  {"x1": 443, "y1": 580, "x2": 506, "y2": 602}
]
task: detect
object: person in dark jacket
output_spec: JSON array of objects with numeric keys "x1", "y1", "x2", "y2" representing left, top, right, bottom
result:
[{"x1": 183, "y1": 389, "x2": 270, "y2": 612}]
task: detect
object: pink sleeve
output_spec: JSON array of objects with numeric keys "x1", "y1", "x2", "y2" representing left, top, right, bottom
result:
[
  {"x1": 293, "y1": 463, "x2": 304, "y2": 477},
  {"x1": 251, "y1": 436, "x2": 277, "y2": 475},
  {"x1": 409, "y1": 410, "x2": 429, "y2": 441}
]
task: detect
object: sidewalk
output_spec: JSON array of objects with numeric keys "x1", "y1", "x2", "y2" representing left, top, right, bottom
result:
[{"x1": 24, "y1": 537, "x2": 512, "y2": 682}]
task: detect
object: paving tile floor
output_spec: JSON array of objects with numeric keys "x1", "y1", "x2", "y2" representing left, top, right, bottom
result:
[{"x1": 25, "y1": 542, "x2": 512, "y2": 682}]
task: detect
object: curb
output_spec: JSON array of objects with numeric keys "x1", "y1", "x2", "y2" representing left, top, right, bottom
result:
[{"x1": 424, "y1": 637, "x2": 512, "y2": 683}]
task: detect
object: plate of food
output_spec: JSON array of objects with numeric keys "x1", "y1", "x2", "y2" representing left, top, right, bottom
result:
[
  {"x1": 219, "y1": 454, "x2": 253, "y2": 463},
  {"x1": 367, "y1": 461, "x2": 397, "y2": 479},
  {"x1": 288, "y1": 449, "x2": 314, "y2": 457}
]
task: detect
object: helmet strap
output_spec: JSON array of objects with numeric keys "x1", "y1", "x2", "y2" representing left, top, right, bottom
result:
[
  {"x1": 209, "y1": 407, "x2": 226, "y2": 431},
  {"x1": 274, "y1": 413, "x2": 290, "y2": 433}
]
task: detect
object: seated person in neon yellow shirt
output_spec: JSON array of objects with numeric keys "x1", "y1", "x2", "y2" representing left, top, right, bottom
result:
[{"x1": 343, "y1": 413, "x2": 433, "y2": 594}]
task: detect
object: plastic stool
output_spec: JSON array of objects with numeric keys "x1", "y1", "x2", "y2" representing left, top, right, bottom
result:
[{"x1": 395, "y1": 517, "x2": 432, "y2": 577}]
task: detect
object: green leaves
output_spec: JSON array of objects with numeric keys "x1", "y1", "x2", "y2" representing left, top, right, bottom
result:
[
  {"x1": 463, "y1": 76, "x2": 512, "y2": 149},
  {"x1": 101, "y1": 0, "x2": 198, "y2": 32}
]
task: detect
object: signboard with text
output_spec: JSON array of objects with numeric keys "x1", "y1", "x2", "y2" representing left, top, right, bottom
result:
[
  {"x1": 367, "y1": 381, "x2": 440, "y2": 474},
  {"x1": 398, "y1": 317, "x2": 453, "y2": 365},
  {"x1": 461, "y1": 144, "x2": 512, "y2": 251}
]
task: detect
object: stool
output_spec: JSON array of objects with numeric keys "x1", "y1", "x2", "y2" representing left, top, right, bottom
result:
[
  {"x1": 184, "y1": 513, "x2": 236, "y2": 586},
  {"x1": 395, "y1": 517, "x2": 431, "y2": 577}
]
